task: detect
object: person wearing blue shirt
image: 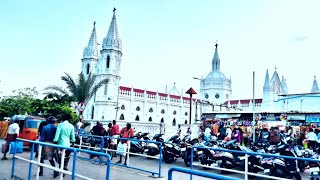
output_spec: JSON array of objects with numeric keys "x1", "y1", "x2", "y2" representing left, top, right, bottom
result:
[{"x1": 39, "y1": 116, "x2": 58, "y2": 178}]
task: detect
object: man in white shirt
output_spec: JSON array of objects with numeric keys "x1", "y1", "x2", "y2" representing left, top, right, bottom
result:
[
  {"x1": 2, "y1": 120, "x2": 20, "y2": 160},
  {"x1": 307, "y1": 128, "x2": 317, "y2": 151}
]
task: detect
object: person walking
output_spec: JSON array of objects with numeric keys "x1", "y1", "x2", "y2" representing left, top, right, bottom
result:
[
  {"x1": 35, "y1": 119, "x2": 47, "y2": 158},
  {"x1": 39, "y1": 116, "x2": 58, "y2": 178},
  {"x1": 116, "y1": 123, "x2": 134, "y2": 165},
  {"x1": 111, "y1": 120, "x2": 120, "y2": 157},
  {"x1": 53, "y1": 114, "x2": 75, "y2": 175},
  {"x1": 2, "y1": 119, "x2": 20, "y2": 160}
]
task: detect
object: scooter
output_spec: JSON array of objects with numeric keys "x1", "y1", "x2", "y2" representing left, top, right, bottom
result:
[
  {"x1": 130, "y1": 132, "x2": 149, "y2": 154},
  {"x1": 144, "y1": 134, "x2": 164, "y2": 156}
]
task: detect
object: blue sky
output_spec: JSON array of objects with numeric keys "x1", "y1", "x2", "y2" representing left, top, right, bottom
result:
[{"x1": 1, "y1": 0, "x2": 320, "y2": 100}]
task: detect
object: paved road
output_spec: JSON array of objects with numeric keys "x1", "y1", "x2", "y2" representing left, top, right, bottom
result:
[{"x1": 0, "y1": 140, "x2": 312, "y2": 180}]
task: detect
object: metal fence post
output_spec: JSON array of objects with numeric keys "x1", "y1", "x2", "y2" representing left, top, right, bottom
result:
[
  {"x1": 27, "y1": 142, "x2": 34, "y2": 180},
  {"x1": 71, "y1": 149, "x2": 77, "y2": 180},
  {"x1": 190, "y1": 147, "x2": 194, "y2": 180},
  {"x1": 79, "y1": 136, "x2": 83, "y2": 156},
  {"x1": 36, "y1": 145, "x2": 42, "y2": 180},
  {"x1": 127, "y1": 140, "x2": 130, "y2": 166},
  {"x1": 10, "y1": 141, "x2": 17, "y2": 178},
  {"x1": 158, "y1": 142, "x2": 163, "y2": 178},
  {"x1": 244, "y1": 154, "x2": 248, "y2": 180},
  {"x1": 59, "y1": 149, "x2": 66, "y2": 180},
  {"x1": 100, "y1": 136, "x2": 104, "y2": 164},
  {"x1": 105, "y1": 154, "x2": 111, "y2": 180}
]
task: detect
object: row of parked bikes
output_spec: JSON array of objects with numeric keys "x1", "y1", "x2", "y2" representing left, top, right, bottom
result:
[{"x1": 76, "y1": 132, "x2": 320, "y2": 180}]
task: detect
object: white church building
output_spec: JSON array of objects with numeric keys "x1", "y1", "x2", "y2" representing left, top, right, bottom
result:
[{"x1": 81, "y1": 9, "x2": 320, "y2": 130}]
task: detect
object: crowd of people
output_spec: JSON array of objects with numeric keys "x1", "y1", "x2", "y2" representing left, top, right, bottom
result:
[
  {"x1": 1, "y1": 115, "x2": 76, "y2": 178},
  {"x1": 90, "y1": 120, "x2": 134, "y2": 165},
  {"x1": 201, "y1": 120, "x2": 320, "y2": 150}
]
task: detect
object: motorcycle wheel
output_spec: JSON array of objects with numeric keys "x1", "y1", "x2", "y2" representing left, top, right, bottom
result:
[
  {"x1": 298, "y1": 162, "x2": 305, "y2": 173},
  {"x1": 200, "y1": 154, "x2": 211, "y2": 170},
  {"x1": 220, "y1": 163, "x2": 228, "y2": 174},
  {"x1": 163, "y1": 152, "x2": 174, "y2": 163},
  {"x1": 184, "y1": 151, "x2": 191, "y2": 167}
]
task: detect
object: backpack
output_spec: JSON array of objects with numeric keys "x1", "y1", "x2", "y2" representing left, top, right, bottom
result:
[{"x1": 219, "y1": 127, "x2": 227, "y2": 138}]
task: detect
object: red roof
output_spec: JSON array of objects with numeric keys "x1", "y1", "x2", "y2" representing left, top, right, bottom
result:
[
  {"x1": 146, "y1": 91, "x2": 156, "y2": 95},
  {"x1": 223, "y1": 98, "x2": 263, "y2": 105},
  {"x1": 119, "y1": 86, "x2": 200, "y2": 101},
  {"x1": 133, "y1": 88, "x2": 144, "y2": 93}
]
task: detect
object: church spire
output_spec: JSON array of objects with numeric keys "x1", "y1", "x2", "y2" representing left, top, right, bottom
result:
[
  {"x1": 102, "y1": 8, "x2": 122, "y2": 51},
  {"x1": 311, "y1": 76, "x2": 319, "y2": 93},
  {"x1": 212, "y1": 41, "x2": 220, "y2": 71},
  {"x1": 263, "y1": 69, "x2": 270, "y2": 90},
  {"x1": 83, "y1": 21, "x2": 98, "y2": 58}
]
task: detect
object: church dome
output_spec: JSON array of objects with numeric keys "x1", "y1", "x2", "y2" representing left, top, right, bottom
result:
[{"x1": 205, "y1": 70, "x2": 229, "y2": 83}]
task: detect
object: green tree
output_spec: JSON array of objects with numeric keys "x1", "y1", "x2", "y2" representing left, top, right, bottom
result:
[{"x1": 44, "y1": 73, "x2": 109, "y2": 114}]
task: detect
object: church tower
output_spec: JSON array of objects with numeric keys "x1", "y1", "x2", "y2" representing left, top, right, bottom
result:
[
  {"x1": 311, "y1": 76, "x2": 319, "y2": 93},
  {"x1": 81, "y1": 22, "x2": 99, "y2": 78},
  {"x1": 262, "y1": 69, "x2": 272, "y2": 110},
  {"x1": 94, "y1": 8, "x2": 123, "y2": 121},
  {"x1": 201, "y1": 43, "x2": 232, "y2": 105}
]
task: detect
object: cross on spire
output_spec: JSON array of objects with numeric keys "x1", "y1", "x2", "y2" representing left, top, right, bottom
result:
[
  {"x1": 113, "y1": 7, "x2": 116, "y2": 12},
  {"x1": 215, "y1": 40, "x2": 218, "y2": 49},
  {"x1": 275, "y1": 66, "x2": 277, "y2": 71},
  {"x1": 93, "y1": 21, "x2": 96, "y2": 28}
]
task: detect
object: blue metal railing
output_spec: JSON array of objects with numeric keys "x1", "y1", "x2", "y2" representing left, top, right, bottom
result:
[
  {"x1": 190, "y1": 145, "x2": 320, "y2": 180},
  {"x1": 12, "y1": 138, "x2": 111, "y2": 180},
  {"x1": 75, "y1": 134, "x2": 163, "y2": 178},
  {"x1": 168, "y1": 166, "x2": 239, "y2": 180}
]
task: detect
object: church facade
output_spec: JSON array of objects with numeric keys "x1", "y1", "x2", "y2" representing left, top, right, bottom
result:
[{"x1": 81, "y1": 10, "x2": 233, "y2": 125}]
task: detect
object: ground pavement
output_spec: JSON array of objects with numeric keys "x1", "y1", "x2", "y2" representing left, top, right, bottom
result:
[{"x1": 0, "y1": 139, "x2": 312, "y2": 180}]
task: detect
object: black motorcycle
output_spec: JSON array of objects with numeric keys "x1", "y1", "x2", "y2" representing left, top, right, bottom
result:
[
  {"x1": 144, "y1": 133, "x2": 164, "y2": 156},
  {"x1": 129, "y1": 132, "x2": 149, "y2": 154},
  {"x1": 162, "y1": 135, "x2": 182, "y2": 163}
]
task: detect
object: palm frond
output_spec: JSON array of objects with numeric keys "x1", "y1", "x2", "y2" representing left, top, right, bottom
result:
[
  {"x1": 44, "y1": 85, "x2": 69, "y2": 96},
  {"x1": 87, "y1": 77, "x2": 109, "y2": 104},
  {"x1": 61, "y1": 73, "x2": 77, "y2": 96}
]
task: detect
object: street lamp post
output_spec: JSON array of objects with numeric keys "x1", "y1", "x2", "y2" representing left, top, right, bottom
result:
[
  {"x1": 186, "y1": 87, "x2": 197, "y2": 124},
  {"x1": 193, "y1": 76, "x2": 205, "y2": 118}
]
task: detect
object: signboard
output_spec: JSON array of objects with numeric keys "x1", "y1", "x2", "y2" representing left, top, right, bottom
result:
[
  {"x1": 260, "y1": 113, "x2": 287, "y2": 121},
  {"x1": 306, "y1": 114, "x2": 320, "y2": 122},
  {"x1": 287, "y1": 114, "x2": 305, "y2": 121},
  {"x1": 77, "y1": 102, "x2": 86, "y2": 112},
  {"x1": 215, "y1": 114, "x2": 231, "y2": 119}
]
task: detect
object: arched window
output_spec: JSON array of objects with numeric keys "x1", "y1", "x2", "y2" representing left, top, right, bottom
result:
[
  {"x1": 172, "y1": 118, "x2": 176, "y2": 126},
  {"x1": 161, "y1": 109, "x2": 165, "y2": 114},
  {"x1": 119, "y1": 114, "x2": 124, "y2": 120},
  {"x1": 185, "y1": 112, "x2": 188, "y2": 116},
  {"x1": 173, "y1": 110, "x2": 177, "y2": 115},
  {"x1": 149, "y1": 108, "x2": 153, "y2": 113},
  {"x1": 106, "y1": 55, "x2": 110, "y2": 68},
  {"x1": 161, "y1": 118, "x2": 164, "y2": 123},
  {"x1": 184, "y1": 120, "x2": 188, "y2": 124},
  {"x1": 91, "y1": 106, "x2": 94, "y2": 119},
  {"x1": 136, "y1": 106, "x2": 140, "y2": 111},
  {"x1": 121, "y1": 105, "x2": 125, "y2": 110},
  {"x1": 148, "y1": 117, "x2": 152, "y2": 122},
  {"x1": 135, "y1": 115, "x2": 140, "y2": 121},
  {"x1": 86, "y1": 63, "x2": 90, "y2": 74}
]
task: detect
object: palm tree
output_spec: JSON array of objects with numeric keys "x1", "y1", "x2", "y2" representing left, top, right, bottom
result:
[{"x1": 44, "y1": 72, "x2": 109, "y2": 114}]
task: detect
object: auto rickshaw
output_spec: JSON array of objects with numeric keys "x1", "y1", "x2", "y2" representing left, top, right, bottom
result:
[{"x1": 10, "y1": 115, "x2": 45, "y2": 148}]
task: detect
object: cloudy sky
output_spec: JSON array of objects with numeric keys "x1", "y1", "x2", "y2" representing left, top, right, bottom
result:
[{"x1": 1, "y1": 0, "x2": 319, "y2": 100}]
